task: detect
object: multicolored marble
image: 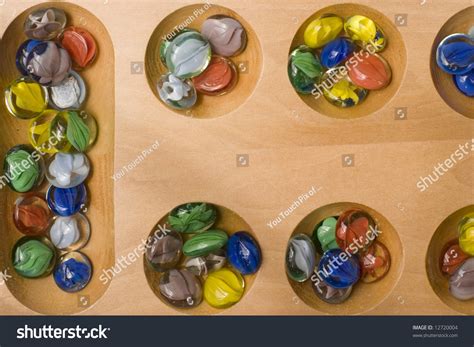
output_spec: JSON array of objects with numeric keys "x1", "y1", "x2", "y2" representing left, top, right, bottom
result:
[
  {"x1": 359, "y1": 241, "x2": 391, "y2": 283},
  {"x1": 335, "y1": 209, "x2": 377, "y2": 254},
  {"x1": 168, "y1": 202, "x2": 217, "y2": 233},
  {"x1": 16, "y1": 40, "x2": 42, "y2": 76},
  {"x1": 314, "y1": 217, "x2": 339, "y2": 252},
  {"x1": 203, "y1": 268, "x2": 245, "y2": 308},
  {"x1": 312, "y1": 278, "x2": 352, "y2": 304},
  {"x1": 193, "y1": 55, "x2": 238, "y2": 96},
  {"x1": 321, "y1": 37, "x2": 355, "y2": 69},
  {"x1": 25, "y1": 41, "x2": 71, "y2": 86},
  {"x1": 449, "y1": 258, "x2": 474, "y2": 300},
  {"x1": 440, "y1": 240, "x2": 469, "y2": 276},
  {"x1": 348, "y1": 53, "x2": 391, "y2": 90},
  {"x1": 458, "y1": 213, "x2": 474, "y2": 256},
  {"x1": 182, "y1": 229, "x2": 228, "y2": 257},
  {"x1": 318, "y1": 249, "x2": 361, "y2": 289},
  {"x1": 145, "y1": 230, "x2": 183, "y2": 272},
  {"x1": 344, "y1": 15, "x2": 386, "y2": 52},
  {"x1": 321, "y1": 68, "x2": 368, "y2": 107},
  {"x1": 49, "y1": 213, "x2": 90, "y2": 251},
  {"x1": 454, "y1": 70, "x2": 474, "y2": 97},
  {"x1": 201, "y1": 15, "x2": 247, "y2": 57},
  {"x1": 59, "y1": 27, "x2": 97, "y2": 69},
  {"x1": 286, "y1": 234, "x2": 316, "y2": 282},
  {"x1": 3, "y1": 145, "x2": 44, "y2": 193},
  {"x1": 24, "y1": 7, "x2": 67, "y2": 41},
  {"x1": 304, "y1": 15, "x2": 343, "y2": 49},
  {"x1": 159, "y1": 269, "x2": 203, "y2": 308},
  {"x1": 5, "y1": 77, "x2": 48, "y2": 119},
  {"x1": 436, "y1": 34, "x2": 474, "y2": 75},
  {"x1": 13, "y1": 193, "x2": 52, "y2": 236},
  {"x1": 46, "y1": 153, "x2": 90, "y2": 188},
  {"x1": 157, "y1": 73, "x2": 197, "y2": 110},
  {"x1": 227, "y1": 231, "x2": 261, "y2": 275},
  {"x1": 288, "y1": 45, "x2": 322, "y2": 94},
  {"x1": 12, "y1": 237, "x2": 55, "y2": 278},
  {"x1": 48, "y1": 71, "x2": 87, "y2": 110},
  {"x1": 54, "y1": 252, "x2": 92, "y2": 292},
  {"x1": 46, "y1": 183, "x2": 87, "y2": 217},
  {"x1": 185, "y1": 249, "x2": 226, "y2": 276}
]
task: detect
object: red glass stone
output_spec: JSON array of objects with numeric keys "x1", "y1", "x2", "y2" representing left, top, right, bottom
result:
[
  {"x1": 192, "y1": 55, "x2": 238, "y2": 96},
  {"x1": 60, "y1": 26, "x2": 97, "y2": 69},
  {"x1": 360, "y1": 241, "x2": 391, "y2": 283},
  {"x1": 440, "y1": 240, "x2": 469, "y2": 276},
  {"x1": 348, "y1": 52, "x2": 391, "y2": 90},
  {"x1": 335, "y1": 209, "x2": 377, "y2": 254},
  {"x1": 13, "y1": 193, "x2": 53, "y2": 236}
]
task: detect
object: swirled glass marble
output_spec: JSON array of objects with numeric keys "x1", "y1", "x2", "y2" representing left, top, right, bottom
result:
[
  {"x1": 12, "y1": 237, "x2": 56, "y2": 278},
  {"x1": 322, "y1": 68, "x2": 368, "y2": 107},
  {"x1": 3, "y1": 145, "x2": 44, "y2": 193},
  {"x1": 59, "y1": 27, "x2": 97, "y2": 70},
  {"x1": 348, "y1": 53, "x2": 391, "y2": 90},
  {"x1": 286, "y1": 234, "x2": 316, "y2": 282},
  {"x1": 145, "y1": 230, "x2": 183, "y2": 272},
  {"x1": 185, "y1": 249, "x2": 226, "y2": 276},
  {"x1": 49, "y1": 213, "x2": 90, "y2": 251},
  {"x1": 46, "y1": 183, "x2": 87, "y2": 217},
  {"x1": 321, "y1": 37, "x2": 355, "y2": 69},
  {"x1": 344, "y1": 15, "x2": 386, "y2": 52},
  {"x1": 227, "y1": 231, "x2": 261, "y2": 275},
  {"x1": 159, "y1": 269, "x2": 203, "y2": 308},
  {"x1": 48, "y1": 71, "x2": 86, "y2": 110},
  {"x1": 449, "y1": 258, "x2": 474, "y2": 300},
  {"x1": 335, "y1": 209, "x2": 377, "y2": 253},
  {"x1": 28, "y1": 109, "x2": 65, "y2": 154},
  {"x1": 440, "y1": 241, "x2": 469, "y2": 276},
  {"x1": 168, "y1": 202, "x2": 217, "y2": 233},
  {"x1": 24, "y1": 7, "x2": 67, "y2": 41},
  {"x1": 159, "y1": 29, "x2": 197, "y2": 67},
  {"x1": 454, "y1": 70, "x2": 474, "y2": 97},
  {"x1": 201, "y1": 15, "x2": 247, "y2": 57},
  {"x1": 165, "y1": 31, "x2": 211, "y2": 79},
  {"x1": 314, "y1": 217, "x2": 339, "y2": 252},
  {"x1": 304, "y1": 15, "x2": 343, "y2": 49},
  {"x1": 458, "y1": 213, "x2": 474, "y2": 256},
  {"x1": 193, "y1": 56, "x2": 238, "y2": 96},
  {"x1": 436, "y1": 34, "x2": 474, "y2": 75},
  {"x1": 288, "y1": 45, "x2": 322, "y2": 94},
  {"x1": 318, "y1": 249, "x2": 361, "y2": 289},
  {"x1": 204, "y1": 268, "x2": 245, "y2": 308},
  {"x1": 46, "y1": 152, "x2": 90, "y2": 188},
  {"x1": 14, "y1": 193, "x2": 52, "y2": 236},
  {"x1": 312, "y1": 278, "x2": 352, "y2": 304},
  {"x1": 360, "y1": 241, "x2": 390, "y2": 283},
  {"x1": 5, "y1": 77, "x2": 48, "y2": 119},
  {"x1": 25, "y1": 41, "x2": 71, "y2": 86},
  {"x1": 16, "y1": 40, "x2": 42, "y2": 76},
  {"x1": 183, "y1": 229, "x2": 228, "y2": 257},
  {"x1": 54, "y1": 252, "x2": 92, "y2": 292},
  {"x1": 157, "y1": 73, "x2": 197, "y2": 110}
]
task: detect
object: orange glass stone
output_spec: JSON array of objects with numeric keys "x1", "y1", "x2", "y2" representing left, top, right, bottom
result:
[
  {"x1": 336, "y1": 209, "x2": 377, "y2": 254},
  {"x1": 440, "y1": 240, "x2": 469, "y2": 276},
  {"x1": 13, "y1": 193, "x2": 53, "y2": 236},
  {"x1": 348, "y1": 52, "x2": 391, "y2": 90},
  {"x1": 360, "y1": 241, "x2": 391, "y2": 283},
  {"x1": 60, "y1": 26, "x2": 97, "y2": 69},
  {"x1": 192, "y1": 55, "x2": 238, "y2": 96}
]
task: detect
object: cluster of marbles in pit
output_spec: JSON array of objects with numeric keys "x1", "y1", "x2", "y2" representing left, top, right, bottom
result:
[
  {"x1": 146, "y1": 202, "x2": 262, "y2": 309},
  {"x1": 286, "y1": 209, "x2": 391, "y2": 304},
  {"x1": 157, "y1": 14, "x2": 246, "y2": 111},
  {"x1": 439, "y1": 212, "x2": 474, "y2": 301},
  {"x1": 6, "y1": 7, "x2": 99, "y2": 293},
  {"x1": 288, "y1": 14, "x2": 392, "y2": 108}
]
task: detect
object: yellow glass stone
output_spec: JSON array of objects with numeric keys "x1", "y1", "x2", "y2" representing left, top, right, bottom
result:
[
  {"x1": 204, "y1": 268, "x2": 245, "y2": 308},
  {"x1": 344, "y1": 15, "x2": 386, "y2": 52},
  {"x1": 5, "y1": 77, "x2": 48, "y2": 119},
  {"x1": 28, "y1": 109, "x2": 70, "y2": 154},
  {"x1": 459, "y1": 212, "x2": 474, "y2": 256},
  {"x1": 304, "y1": 15, "x2": 343, "y2": 49}
]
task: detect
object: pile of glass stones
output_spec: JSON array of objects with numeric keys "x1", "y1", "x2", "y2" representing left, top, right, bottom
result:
[
  {"x1": 157, "y1": 14, "x2": 247, "y2": 110},
  {"x1": 4, "y1": 7, "x2": 99, "y2": 293},
  {"x1": 286, "y1": 209, "x2": 391, "y2": 304},
  {"x1": 146, "y1": 202, "x2": 262, "y2": 309},
  {"x1": 288, "y1": 14, "x2": 392, "y2": 108},
  {"x1": 439, "y1": 212, "x2": 474, "y2": 301}
]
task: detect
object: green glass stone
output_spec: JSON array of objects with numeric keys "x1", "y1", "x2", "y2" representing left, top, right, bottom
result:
[
  {"x1": 314, "y1": 217, "x2": 339, "y2": 252},
  {"x1": 168, "y1": 202, "x2": 217, "y2": 233},
  {"x1": 183, "y1": 229, "x2": 228, "y2": 257},
  {"x1": 288, "y1": 45, "x2": 322, "y2": 94},
  {"x1": 13, "y1": 237, "x2": 56, "y2": 278}
]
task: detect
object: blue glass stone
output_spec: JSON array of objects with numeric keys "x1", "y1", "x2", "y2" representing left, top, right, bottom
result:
[
  {"x1": 54, "y1": 253, "x2": 92, "y2": 292},
  {"x1": 321, "y1": 37, "x2": 355, "y2": 68},
  {"x1": 318, "y1": 249, "x2": 360, "y2": 289},
  {"x1": 47, "y1": 183, "x2": 87, "y2": 217},
  {"x1": 227, "y1": 231, "x2": 261, "y2": 275},
  {"x1": 16, "y1": 40, "x2": 42, "y2": 76},
  {"x1": 454, "y1": 70, "x2": 474, "y2": 97},
  {"x1": 436, "y1": 34, "x2": 474, "y2": 75}
]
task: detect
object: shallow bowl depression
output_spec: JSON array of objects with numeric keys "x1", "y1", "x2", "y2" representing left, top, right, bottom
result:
[
  {"x1": 289, "y1": 3, "x2": 406, "y2": 119},
  {"x1": 145, "y1": 3, "x2": 263, "y2": 119},
  {"x1": 143, "y1": 202, "x2": 260, "y2": 314},
  {"x1": 0, "y1": 2, "x2": 115, "y2": 314},
  {"x1": 287, "y1": 202, "x2": 403, "y2": 315},
  {"x1": 430, "y1": 6, "x2": 474, "y2": 119},
  {"x1": 426, "y1": 205, "x2": 474, "y2": 315}
]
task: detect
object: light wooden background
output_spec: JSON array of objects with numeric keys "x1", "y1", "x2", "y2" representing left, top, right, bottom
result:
[{"x1": 0, "y1": 0, "x2": 472, "y2": 315}]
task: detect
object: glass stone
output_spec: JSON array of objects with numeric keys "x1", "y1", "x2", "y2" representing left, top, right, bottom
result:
[
  {"x1": 46, "y1": 152, "x2": 90, "y2": 188},
  {"x1": 159, "y1": 29, "x2": 198, "y2": 67},
  {"x1": 12, "y1": 236, "x2": 56, "y2": 278},
  {"x1": 5, "y1": 77, "x2": 48, "y2": 119},
  {"x1": 286, "y1": 233, "x2": 316, "y2": 282},
  {"x1": 25, "y1": 41, "x2": 71, "y2": 86},
  {"x1": 321, "y1": 37, "x2": 355, "y2": 69},
  {"x1": 46, "y1": 183, "x2": 87, "y2": 217},
  {"x1": 436, "y1": 34, "x2": 474, "y2": 75},
  {"x1": 288, "y1": 45, "x2": 322, "y2": 94},
  {"x1": 159, "y1": 269, "x2": 203, "y2": 308},
  {"x1": 193, "y1": 55, "x2": 238, "y2": 96},
  {"x1": 13, "y1": 193, "x2": 52, "y2": 236},
  {"x1": 168, "y1": 202, "x2": 217, "y2": 233},
  {"x1": 458, "y1": 212, "x2": 474, "y2": 256},
  {"x1": 227, "y1": 231, "x2": 261, "y2": 275},
  {"x1": 360, "y1": 241, "x2": 391, "y2": 283},
  {"x1": 54, "y1": 251, "x2": 92, "y2": 292},
  {"x1": 440, "y1": 240, "x2": 469, "y2": 276},
  {"x1": 16, "y1": 40, "x2": 42, "y2": 76},
  {"x1": 185, "y1": 249, "x2": 226, "y2": 276},
  {"x1": 454, "y1": 70, "x2": 474, "y2": 97},
  {"x1": 314, "y1": 217, "x2": 339, "y2": 252},
  {"x1": 304, "y1": 15, "x2": 343, "y2": 49},
  {"x1": 28, "y1": 109, "x2": 65, "y2": 154},
  {"x1": 344, "y1": 15, "x2": 386, "y2": 52},
  {"x1": 145, "y1": 230, "x2": 183, "y2": 272},
  {"x1": 182, "y1": 230, "x2": 228, "y2": 257},
  {"x1": 49, "y1": 213, "x2": 90, "y2": 251},
  {"x1": 201, "y1": 15, "x2": 247, "y2": 57},
  {"x1": 24, "y1": 7, "x2": 67, "y2": 41},
  {"x1": 321, "y1": 68, "x2": 368, "y2": 107},
  {"x1": 3, "y1": 144, "x2": 45, "y2": 193},
  {"x1": 51, "y1": 110, "x2": 98, "y2": 153},
  {"x1": 59, "y1": 26, "x2": 98, "y2": 69},
  {"x1": 312, "y1": 279, "x2": 352, "y2": 304},
  {"x1": 165, "y1": 31, "x2": 212, "y2": 79},
  {"x1": 48, "y1": 71, "x2": 87, "y2": 110},
  {"x1": 449, "y1": 258, "x2": 474, "y2": 300},
  {"x1": 335, "y1": 209, "x2": 377, "y2": 254},
  {"x1": 348, "y1": 52, "x2": 391, "y2": 90},
  {"x1": 157, "y1": 73, "x2": 197, "y2": 110},
  {"x1": 203, "y1": 268, "x2": 245, "y2": 308},
  {"x1": 318, "y1": 249, "x2": 361, "y2": 289}
]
